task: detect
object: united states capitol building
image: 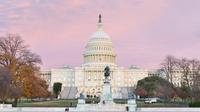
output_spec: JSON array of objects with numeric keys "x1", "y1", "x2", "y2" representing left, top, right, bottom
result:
[{"x1": 40, "y1": 15, "x2": 149, "y2": 99}]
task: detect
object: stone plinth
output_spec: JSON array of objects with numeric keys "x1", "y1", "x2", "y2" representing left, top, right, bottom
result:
[
  {"x1": 99, "y1": 78, "x2": 113, "y2": 105},
  {"x1": 127, "y1": 99, "x2": 137, "y2": 112},
  {"x1": 101, "y1": 83, "x2": 112, "y2": 102},
  {"x1": 69, "y1": 104, "x2": 127, "y2": 111},
  {"x1": 0, "y1": 104, "x2": 12, "y2": 109},
  {"x1": 76, "y1": 99, "x2": 86, "y2": 111},
  {"x1": 78, "y1": 99, "x2": 85, "y2": 104}
]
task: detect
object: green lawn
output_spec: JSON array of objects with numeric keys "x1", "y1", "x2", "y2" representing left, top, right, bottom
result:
[
  {"x1": 136, "y1": 101, "x2": 188, "y2": 107},
  {"x1": 17, "y1": 99, "x2": 78, "y2": 107},
  {"x1": 114, "y1": 99, "x2": 188, "y2": 107},
  {"x1": 17, "y1": 99, "x2": 188, "y2": 107}
]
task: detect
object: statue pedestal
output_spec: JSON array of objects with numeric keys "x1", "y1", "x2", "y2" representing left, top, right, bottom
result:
[
  {"x1": 76, "y1": 99, "x2": 86, "y2": 111},
  {"x1": 100, "y1": 79, "x2": 113, "y2": 104},
  {"x1": 78, "y1": 99, "x2": 85, "y2": 104},
  {"x1": 68, "y1": 66, "x2": 138, "y2": 111},
  {"x1": 127, "y1": 99, "x2": 137, "y2": 112}
]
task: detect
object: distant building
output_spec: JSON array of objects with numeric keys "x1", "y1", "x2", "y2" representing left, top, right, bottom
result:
[
  {"x1": 148, "y1": 69, "x2": 167, "y2": 79},
  {"x1": 148, "y1": 68, "x2": 200, "y2": 88},
  {"x1": 40, "y1": 15, "x2": 148, "y2": 99}
]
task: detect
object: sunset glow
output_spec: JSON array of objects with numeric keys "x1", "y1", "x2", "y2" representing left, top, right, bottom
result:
[{"x1": 0, "y1": 0, "x2": 200, "y2": 69}]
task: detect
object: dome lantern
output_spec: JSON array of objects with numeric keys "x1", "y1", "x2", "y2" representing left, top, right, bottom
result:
[
  {"x1": 83, "y1": 14, "x2": 117, "y2": 67},
  {"x1": 97, "y1": 14, "x2": 103, "y2": 31}
]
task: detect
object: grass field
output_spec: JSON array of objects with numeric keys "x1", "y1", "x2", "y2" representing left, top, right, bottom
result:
[
  {"x1": 136, "y1": 101, "x2": 188, "y2": 107},
  {"x1": 17, "y1": 99, "x2": 78, "y2": 107},
  {"x1": 17, "y1": 99, "x2": 188, "y2": 107}
]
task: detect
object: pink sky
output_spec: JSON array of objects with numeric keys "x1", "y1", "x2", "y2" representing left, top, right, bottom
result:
[{"x1": 0, "y1": 0, "x2": 200, "y2": 69}]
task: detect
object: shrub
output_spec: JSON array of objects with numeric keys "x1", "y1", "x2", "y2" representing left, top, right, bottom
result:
[
  {"x1": 113, "y1": 99, "x2": 127, "y2": 104},
  {"x1": 189, "y1": 101, "x2": 200, "y2": 107}
]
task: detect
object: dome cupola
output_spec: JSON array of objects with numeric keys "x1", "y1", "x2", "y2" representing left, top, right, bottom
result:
[{"x1": 83, "y1": 14, "x2": 117, "y2": 67}]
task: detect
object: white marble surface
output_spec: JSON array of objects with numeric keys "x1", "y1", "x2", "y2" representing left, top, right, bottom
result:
[
  {"x1": 1, "y1": 107, "x2": 200, "y2": 112},
  {"x1": 137, "y1": 108, "x2": 200, "y2": 112},
  {"x1": 69, "y1": 104, "x2": 127, "y2": 111},
  {"x1": 0, "y1": 104, "x2": 12, "y2": 109}
]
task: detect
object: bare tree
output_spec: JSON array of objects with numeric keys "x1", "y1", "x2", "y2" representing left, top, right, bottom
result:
[
  {"x1": 175, "y1": 58, "x2": 195, "y2": 100},
  {"x1": 177, "y1": 58, "x2": 191, "y2": 87},
  {"x1": 0, "y1": 34, "x2": 42, "y2": 106},
  {"x1": 161, "y1": 55, "x2": 178, "y2": 83},
  {"x1": 190, "y1": 59, "x2": 200, "y2": 100},
  {"x1": 161, "y1": 55, "x2": 200, "y2": 100}
]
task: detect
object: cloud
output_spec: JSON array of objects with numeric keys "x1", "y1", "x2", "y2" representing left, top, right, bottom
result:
[
  {"x1": 16, "y1": 2, "x2": 32, "y2": 8},
  {"x1": 7, "y1": 14, "x2": 21, "y2": 19},
  {"x1": 0, "y1": 0, "x2": 200, "y2": 69},
  {"x1": 68, "y1": 0, "x2": 90, "y2": 7}
]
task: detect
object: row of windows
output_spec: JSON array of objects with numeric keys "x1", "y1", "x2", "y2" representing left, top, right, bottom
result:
[
  {"x1": 55, "y1": 79, "x2": 75, "y2": 82},
  {"x1": 88, "y1": 79, "x2": 102, "y2": 81},
  {"x1": 52, "y1": 72, "x2": 74, "y2": 74},
  {"x1": 87, "y1": 77, "x2": 111, "y2": 81},
  {"x1": 62, "y1": 84, "x2": 75, "y2": 86},
  {"x1": 84, "y1": 55, "x2": 115, "y2": 62},
  {"x1": 86, "y1": 78, "x2": 136, "y2": 82},
  {"x1": 87, "y1": 46, "x2": 112, "y2": 51},
  {"x1": 172, "y1": 71, "x2": 198, "y2": 74},
  {"x1": 173, "y1": 82, "x2": 194, "y2": 87}
]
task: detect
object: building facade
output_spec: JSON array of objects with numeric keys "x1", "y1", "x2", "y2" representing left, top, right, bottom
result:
[
  {"x1": 40, "y1": 15, "x2": 148, "y2": 99},
  {"x1": 148, "y1": 68, "x2": 200, "y2": 88}
]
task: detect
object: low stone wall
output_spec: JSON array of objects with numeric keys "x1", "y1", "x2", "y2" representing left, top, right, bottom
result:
[
  {"x1": 0, "y1": 104, "x2": 12, "y2": 108},
  {"x1": 1, "y1": 107, "x2": 200, "y2": 112},
  {"x1": 137, "y1": 108, "x2": 200, "y2": 112},
  {"x1": 0, "y1": 107, "x2": 65, "y2": 112}
]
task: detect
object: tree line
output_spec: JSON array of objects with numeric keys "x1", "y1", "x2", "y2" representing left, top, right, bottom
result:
[
  {"x1": 0, "y1": 34, "x2": 50, "y2": 106},
  {"x1": 161, "y1": 55, "x2": 200, "y2": 100},
  {"x1": 136, "y1": 55, "x2": 200, "y2": 101}
]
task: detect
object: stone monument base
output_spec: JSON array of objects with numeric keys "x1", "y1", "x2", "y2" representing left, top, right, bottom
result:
[
  {"x1": 69, "y1": 103, "x2": 130, "y2": 111},
  {"x1": 128, "y1": 99, "x2": 137, "y2": 112},
  {"x1": 77, "y1": 99, "x2": 85, "y2": 104},
  {"x1": 0, "y1": 104, "x2": 12, "y2": 109},
  {"x1": 69, "y1": 67, "x2": 137, "y2": 111},
  {"x1": 69, "y1": 99, "x2": 137, "y2": 111},
  {"x1": 74, "y1": 99, "x2": 86, "y2": 111},
  {"x1": 100, "y1": 81, "x2": 113, "y2": 105}
]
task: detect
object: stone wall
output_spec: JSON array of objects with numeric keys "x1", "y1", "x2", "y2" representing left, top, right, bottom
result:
[{"x1": 1, "y1": 107, "x2": 200, "y2": 112}]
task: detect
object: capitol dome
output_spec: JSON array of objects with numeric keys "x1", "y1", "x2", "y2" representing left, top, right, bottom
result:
[{"x1": 83, "y1": 14, "x2": 117, "y2": 67}]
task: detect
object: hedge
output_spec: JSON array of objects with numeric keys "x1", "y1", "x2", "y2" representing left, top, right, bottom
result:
[{"x1": 189, "y1": 101, "x2": 200, "y2": 107}]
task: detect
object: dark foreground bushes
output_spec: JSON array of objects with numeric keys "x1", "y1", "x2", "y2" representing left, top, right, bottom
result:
[{"x1": 189, "y1": 101, "x2": 200, "y2": 107}]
